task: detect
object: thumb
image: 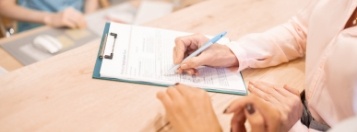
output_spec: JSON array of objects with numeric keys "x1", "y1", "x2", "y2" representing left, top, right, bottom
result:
[
  {"x1": 180, "y1": 55, "x2": 208, "y2": 70},
  {"x1": 283, "y1": 85, "x2": 300, "y2": 96},
  {"x1": 244, "y1": 103, "x2": 265, "y2": 132}
]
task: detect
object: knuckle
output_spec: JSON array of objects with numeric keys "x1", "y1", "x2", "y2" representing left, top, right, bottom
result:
[
  {"x1": 193, "y1": 88, "x2": 206, "y2": 97},
  {"x1": 166, "y1": 87, "x2": 176, "y2": 95},
  {"x1": 187, "y1": 60, "x2": 198, "y2": 67},
  {"x1": 281, "y1": 115, "x2": 288, "y2": 122},
  {"x1": 156, "y1": 92, "x2": 164, "y2": 99},
  {"x1": 266, "y1": 89, "x2": 273, "y2": 95},
  {"x1": 176, "y1": 84, "x2": 186, "y2": 91},
  {"x1": 263, "y1": 95, "x2": 270, "y2": 101},
  {"x1": 174, "y1": 37, "x2": 184, "y2": 45},
  {"x1": 273, "y1": 111, "x2": 282, "y2": 123},
  {"x1": 251, "y1": 117, "x2": 264, "y2": 126}
]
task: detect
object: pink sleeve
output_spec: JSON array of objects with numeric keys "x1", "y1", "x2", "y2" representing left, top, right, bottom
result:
[
  {"x1": 227, "y1": 0, "x2": 318, "y2": 71},
  {"x1": 289, "y1": 120, "x2": 322, "y2": 132}
]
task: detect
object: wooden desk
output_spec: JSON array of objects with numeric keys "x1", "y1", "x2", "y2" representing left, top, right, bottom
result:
[{"x1": 0, "y1": 0, "x2": 308, "y2": 131}]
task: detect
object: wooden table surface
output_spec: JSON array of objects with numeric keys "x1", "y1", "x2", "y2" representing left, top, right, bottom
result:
[{"x1": 0, "y1": 0, "x2": 308, "y2": 131}]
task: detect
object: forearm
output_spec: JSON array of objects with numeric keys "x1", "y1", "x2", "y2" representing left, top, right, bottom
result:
[
  {"x1": 84, "y1": 0, "x2": 99, "y2": 14},
  {"x1": 227, "y1": 0, "x2": 320, "y2": 71},
  {"x1": 0, "y1": 1, "x2": 52, "y2": 24},
  {"x1": 227, "y1": 18, "x2": 307, "y2": 71}
]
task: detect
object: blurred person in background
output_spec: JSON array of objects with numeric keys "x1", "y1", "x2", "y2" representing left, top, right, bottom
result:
[{"x1": 0, "y1": 0, "x2": 99, "y2": 32}]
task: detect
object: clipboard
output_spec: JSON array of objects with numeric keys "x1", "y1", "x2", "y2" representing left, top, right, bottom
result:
[{"x1": 92, "y1": 22, "x2": 247, "y2": 95}]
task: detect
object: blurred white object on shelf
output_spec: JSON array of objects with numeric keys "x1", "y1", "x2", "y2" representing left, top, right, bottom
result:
[{"x1": 134, "y1": 1, "x2": 173, "y2": 24}]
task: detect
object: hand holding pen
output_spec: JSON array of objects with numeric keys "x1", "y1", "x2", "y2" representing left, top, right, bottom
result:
[{"x1": 170, "y1": 32, "x2": 239, "y2": 75}]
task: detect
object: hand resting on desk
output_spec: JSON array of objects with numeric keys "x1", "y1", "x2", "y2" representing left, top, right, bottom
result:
[
  {"x1": 247, "y1": 81, "x2": 302, "y2": 132},
  {"x1": 173, "y1": 34, "x2": 239, "y2": 75},
  {"x1": 44, "y1": 7, "x2": 87, "y2": 29},
  {"x1": 156, "y1": 83, "x2": 222, "y2": 132},
  {"x1": 157, "y1": 83, "x2": 284, "y2": 132}
]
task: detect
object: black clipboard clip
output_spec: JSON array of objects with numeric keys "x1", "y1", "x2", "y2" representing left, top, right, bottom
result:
[{"x1": 99, "y1": 32, "x2": 117, "y2": 59}]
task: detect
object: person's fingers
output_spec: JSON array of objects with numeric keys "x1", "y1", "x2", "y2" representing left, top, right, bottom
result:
[
  {"x1": 66, "y1": 9, "x2": 87, "y2": 28},
  {"x1": 166, "y1": 86, "x2": 184, "y2": 102},
  {"x1": 255, "y1": 81, "x2": 287, "y2": 103},
  {"x1": 249, "y1": 81, "x2": 275, "y2": 94},
  {"x1": 173, "y1": 47, "x2": 177, "y2": 63},
  {"x1": 225, "y1": 95, "x2": 282, "y2": 132},
  {"x1": 248, "y1": 83, "x2": 267, "y2": 99},
  {"x1": 224, "y1": 96, "x2": 252, "y2": 114},
  {"x1": 273, "y1": 86, "x2": 296, "y2": 99},
  {"x1": 175, "y1": 83, "x2": 193, "y2": 95},
  {"x1": 225, "y1": 96, "x2": 265, "y2": 132},
  {"x1": 185, "y1": 69, "x2": 195, "y2": 75},
  {"x1": 180, "y1": 54, "x2": 209, "y2": 70},
  {"x1": 175, "y1": 83, "x2": 201, "y2": 97},
  {"x1": 58, "y1": 10, "x2": 77, "y2": 28},
  {"x1": 248, "y1": 82, "x2": 279, "y2": 103},
  {"x1": 176, "y1": 68, "x2": 183, "y2": 74},
  {"x1": 73, "y1": 17, "x2": 87, "y2": 28},
  {"x1": 74, "y1": 14, "x2": 87, "y2": 28},
  {"x1": 173, "y1": 34, "x2": 208, "y2": 64},
  {"x1": 180, "y1": 68, "x2": 198, "y2": 75},
  {"x1": 62, "y1": 18, "x2": 77, "y2": 29},
  {"x1": 230, "y1": 111, "x2": 246, "y2": 132},
  {"x1": 247, "y1": 95, "x2": 281, "y2": 132},
  {"x1": 173, "y1": 36, "x2": 190, "y2": 64},
  {"x1": 176, "y1": 68, "x2": 198, "y2": 75},
  {"x1": 156, "y1": 90, "x2": 174, "y2": 113},
  {"x1": 283, "y1": 85, "x2": 300, "y2": 96},
  {"x1": 244, "y1": 103, "x2": 265, "y2": 132},
  {"x1": 225, "y1": 94, "x2": 273, "y2": 114},
  {"x1": 62, "y1": 8, "x2": 78, "y2": 28}
]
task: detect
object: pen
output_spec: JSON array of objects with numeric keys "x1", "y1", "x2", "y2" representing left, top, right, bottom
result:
[{"x1": 167, "y1": 31, "x2": 227, "y2": 74}]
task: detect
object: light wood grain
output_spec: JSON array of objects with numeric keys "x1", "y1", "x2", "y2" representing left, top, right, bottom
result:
[
  {"x1": 0, "y1": 0, "x2": 309, "y2": 131},
  {"x1": 0, "y1": 48, "x2": 22, "y2": 71}
]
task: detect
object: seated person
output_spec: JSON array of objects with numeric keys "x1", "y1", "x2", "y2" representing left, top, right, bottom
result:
[
  {"x1": 0, "y1": 0, "x2": 99, "y2": 32},
  {"x1": 157, "y1": 0, "x2": 357, "y2": 131}
]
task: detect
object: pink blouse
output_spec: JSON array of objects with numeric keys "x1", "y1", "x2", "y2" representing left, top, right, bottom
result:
[{"x1": 227, "y1": 0, "x2": 357, "y2": 131}]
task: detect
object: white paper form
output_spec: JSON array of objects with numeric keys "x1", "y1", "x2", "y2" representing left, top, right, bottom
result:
[{"x1": 100, "y1": 23, "x2": 246, "y2": 94}]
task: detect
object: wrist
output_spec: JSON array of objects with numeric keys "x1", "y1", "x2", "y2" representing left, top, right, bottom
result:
[
  {"x1": 226, "y1": 46, "x2": 239, "y2": 67},
  {"x1": 43, "y1": 13, "x2": 54, "y2": 26}
]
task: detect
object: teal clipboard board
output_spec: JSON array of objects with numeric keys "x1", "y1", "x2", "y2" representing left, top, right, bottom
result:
[{"x1": 92, "y1": 22, "x2": 247, "y2": 95}]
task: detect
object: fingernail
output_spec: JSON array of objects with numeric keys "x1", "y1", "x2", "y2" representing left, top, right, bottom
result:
[
  {"x1": 181, "y1": 64, "x2": 188, "y2": 69},
  {"x1": 245, "y1": 103, "x2": 255, "y2": 114},
  {"x1": 223, "y1": 108, "x2": 227, "y2": 113},
  {"x1": 223, "y1": 107, "x2": 229, "y2": 113}
]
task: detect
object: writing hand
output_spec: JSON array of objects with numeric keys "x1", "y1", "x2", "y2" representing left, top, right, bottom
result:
[
  {"x1": 173, "y1": 33, "x2": 239, "y2": 75},
  {"x1": 224, "y1": 94, "x2": 282, "y2": 132}
]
